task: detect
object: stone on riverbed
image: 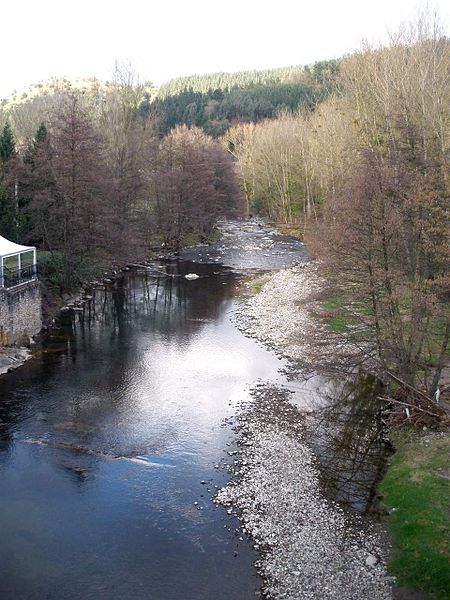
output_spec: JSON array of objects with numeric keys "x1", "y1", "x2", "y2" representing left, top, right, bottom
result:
[{"x1": 366, "y1": 554, "x2": 379, "y2": 568}]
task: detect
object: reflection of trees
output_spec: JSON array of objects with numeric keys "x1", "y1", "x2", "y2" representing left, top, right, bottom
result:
[
  {"x1": 305, "y1": 372, "x2": 390, "y2": 514},
  {"x1": 0, "y1": 262, "x2": 238, "y2": 461},
  {"x1": 0, "y1": 390, "x2": 20, "y2": 452},
  {"x1": 42, "y1": 263, "x2": 238, "y2": 452},
  {"x1": 75, "y1": 261, "x2": 237, "y2": 342}
]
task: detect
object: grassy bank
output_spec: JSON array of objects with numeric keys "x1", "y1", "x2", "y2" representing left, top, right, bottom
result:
[
  {"x1": 310, "y1": 289, "x2": 372, "y2": 338},
  {"x1": 379, "y1": 432, "x2": 450, "y2": 599}
]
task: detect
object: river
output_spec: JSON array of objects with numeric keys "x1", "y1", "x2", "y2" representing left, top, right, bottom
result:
[{"x1": 0, "y1": 221, "x2": 388, "y2": 599}]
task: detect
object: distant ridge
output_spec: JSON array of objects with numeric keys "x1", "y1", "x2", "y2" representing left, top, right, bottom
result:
[
  {"x1": 151, "y1": 60, "x2": 339, "y2": 135},
  {"x1": 1, "y1": 76, "x2": 157, "y2": 108},
  {"x1": 157, "y1": 64, "x2": 313, "y2": 98}
]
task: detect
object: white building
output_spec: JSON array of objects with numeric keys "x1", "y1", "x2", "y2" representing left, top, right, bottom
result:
[{"x1": 0, "y1": 235, "x2": 37, "y2": 289}]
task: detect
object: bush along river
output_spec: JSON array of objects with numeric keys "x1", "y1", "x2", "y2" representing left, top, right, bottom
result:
[{"x1": 0, "y1": 221, "x2": 393, "y2": 599}]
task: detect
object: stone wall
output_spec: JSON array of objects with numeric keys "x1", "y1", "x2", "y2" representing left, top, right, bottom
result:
[{"x1": 0, "y1": 281, "x2": 42, "y2": 345}]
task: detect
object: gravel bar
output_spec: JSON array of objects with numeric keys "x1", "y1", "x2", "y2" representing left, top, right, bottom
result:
[
  {"x1": 237, "y1": 263, "x2": 323, "y2": 364},
  {"x1": 216, "y1": 263, "x2": 394, "y2": 599}
]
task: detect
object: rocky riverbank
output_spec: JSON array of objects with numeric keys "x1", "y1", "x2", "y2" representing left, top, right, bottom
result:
[
  {"x1": 216, "y1": 262, "x2": 394, "y2": 599},
  {"x1": 237, "y1": 262, "x2": 322, "y2": 364},
  {"x1": 0, "y1": 346, "x2": 32, "y2": 377},
  {"x1": 237, "y1": 261, "x2": 365, "y2": 374}
]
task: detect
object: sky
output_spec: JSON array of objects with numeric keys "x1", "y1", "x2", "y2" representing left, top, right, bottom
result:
[{"x1": 1, "y1": 0, "x2": 449, "y2": 98}]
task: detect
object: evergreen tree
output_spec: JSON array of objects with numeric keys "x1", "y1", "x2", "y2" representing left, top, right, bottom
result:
[
  {"x1": 20, "y1": 122, "x2": 54, "y2": 244},
  {"x1": 0, "y1": 122, "x2": 16, "y2": 163},
  {"x1": 34, "y1": 121, "x2": 48, "y2": 145},
  {"x1": 24, "y1": 122, "x2": 48, "y2": 166},
  {"x1": 0, "y1": 122, "x2": 18, "y2": 240}
]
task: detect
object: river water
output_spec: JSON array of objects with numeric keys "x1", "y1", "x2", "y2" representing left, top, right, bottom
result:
[{"x1": 0, "y1": 221, "x2": 388, "y2": 599}]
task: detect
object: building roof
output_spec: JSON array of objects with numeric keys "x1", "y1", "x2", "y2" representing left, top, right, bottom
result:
[{"x1": 0, "y1": 235, "x2": 35, "y2": 258}]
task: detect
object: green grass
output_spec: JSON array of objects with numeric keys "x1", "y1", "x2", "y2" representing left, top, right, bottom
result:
[
  {"x1": 314, "y1": 291, "x2": 365, "y2": 333},
  {"x1": 326, "y1": 314, "x2": 354, "y2": 332},
  {"x1": 320, "y1": 293, "x2": 345, "y2": 311},
  {"x1": 351, "y1": 300, "x2": 372, "y2": 315},
  {"x1": 379, "y1": 433, "x2": 450, "y2": 599},
  {"x1": 250, "y1": 276, "x2": 271, "y2": 294}
]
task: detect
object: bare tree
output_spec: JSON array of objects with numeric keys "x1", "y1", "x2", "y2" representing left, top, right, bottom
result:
[
  {"x1": 313, "y1": 16, "x2": 450, "y2": 400},
  {"x1": 151, "y1": 126, "x2": 244, "y2": 250}
]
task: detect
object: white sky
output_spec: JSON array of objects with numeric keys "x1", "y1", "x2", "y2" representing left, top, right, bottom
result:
[{"x1": 2, "y1": 0, "x2": 448, "y2": 98}]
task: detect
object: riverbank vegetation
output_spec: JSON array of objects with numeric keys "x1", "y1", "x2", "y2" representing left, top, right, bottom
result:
[
  {"x1": 379, "y1": 432, "x2": 450, "y2": 599},
  {"x1": 229, "y1": 15, "x2": 449, "y2": 416},
  {"x1": 0, "y1": 67, "x2": 245, "y2": 295}
]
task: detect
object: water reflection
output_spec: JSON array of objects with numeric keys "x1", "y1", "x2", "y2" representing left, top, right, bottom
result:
[
  {"x1": 77, "y1": 260, "x2": 236, "y2": 334},
  {"x1": 0, "y1": 245, "x2": 390, "y2": 598},
  {"x1": 0, "y1": 262, "x2": 278, "y2": 600},
  {"x1": 299, "y1": 372, "x2": 390, "y2": 514}
]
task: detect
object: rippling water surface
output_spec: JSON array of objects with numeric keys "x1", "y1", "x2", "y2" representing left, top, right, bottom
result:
[
  {"x1": 0, "y1": 221, "x2": 306, "y2": 600},
  {"x1": 0, "y1": 222, "x2": 388, "y2": 599},
  {"x1": 0, "y1": 277, "x2": 270, "y2": 597}
]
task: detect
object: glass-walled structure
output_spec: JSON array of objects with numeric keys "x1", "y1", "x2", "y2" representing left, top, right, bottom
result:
[{"x1": 0, "y1": 235, "x2": 37, "y2": 289}]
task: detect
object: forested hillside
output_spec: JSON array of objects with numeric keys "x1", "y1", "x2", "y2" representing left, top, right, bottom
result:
[
  {"x1": 0, "y1": 67, "x2": 244, "y2": 295},
  {"x1": 157, "y1": 65, "x2": 312, "y2": 97},
  {"x1": 149, "y1": 60, "x2": 339, "y2": 135}
]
